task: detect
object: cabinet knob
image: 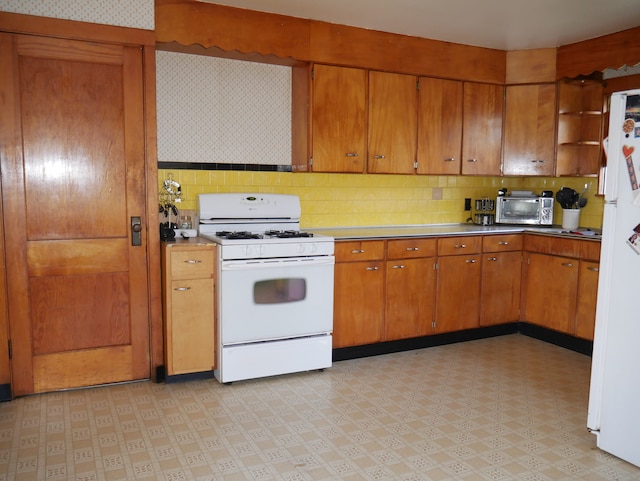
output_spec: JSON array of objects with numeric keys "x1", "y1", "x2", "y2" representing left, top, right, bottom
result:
[
  {"x1": 466, "y1": 158, "x2": 478, "y2": 163},
  {"x1": 531, "y1": 159, "x2": 546, "y2": 163},
  {"x1": 465, "y1": 259, "x2": 477, "y2": 264},
  {"x1": 174, "y1": 287, "x2": 191, "y2": 291},
  {"x1": 351, "y1": 249, "x2": 365, "y2": 254},
  {"x1": 444, "y1": 157, "x2": 456, "y2": 162},
  {"x1": 587, "y1": 266, "x2": 599, "y2": 272},
  {"x1": 365, "y1": 266, "x2": 379, "y2": 271},
  {"x1": 455, "y1": 244, "x2": 467, "y2": 249},
  {"x1": 345, "y1": 152, "x2": 359, "y2": 157},
  {"x1": 185, "y1": 259, "x2": 202, "y2": 264},
  {"x1": 372, "y1": 154, "x2": 386, "y2": 159},
  {"x1": 405, "y1": 247, "x2": 419, "y2": 251},
  {"x1": 561, "y1": 262, "x2": 574, "y2": 268},
  {"x1": 391, "y1": 265, "x2": 405, "y2": 269},
  {"x1": 498, "y1": 241, "x2": 509, "y2": 245},
  {"x1": 487, "y1": 257, "x2": 497, "y2": 261}
]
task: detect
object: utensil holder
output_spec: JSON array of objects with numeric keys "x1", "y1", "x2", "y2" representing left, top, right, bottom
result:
[{"x1": 562, "y1": 209, "x2": 580, "y2": 230}]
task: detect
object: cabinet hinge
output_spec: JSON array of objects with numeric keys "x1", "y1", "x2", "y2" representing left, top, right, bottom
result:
[
  {"x1": 433, "y1": 262, "x2": 438, "y2": 270},
  {"x1": 310, "y1": 157, "x2": 313, "y2": 167},
  {"x1": 311, "y1": 67, "x2": 315, "y2": 80},
  {"x1": 432, "y1": 321, "x2": 436, "y2": 328},
  {"x1": 7, "y1": 340, "x2": 11, "y2": 360},
  {"x1": 413, "y1": 160, "x2": 418, "y2": 169},
  {"x1": 416, "y1": 79, "x2": 420, "y2": 90}
]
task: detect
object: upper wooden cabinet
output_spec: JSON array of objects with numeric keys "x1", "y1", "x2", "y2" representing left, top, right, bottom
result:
[
  {"x1": 311, "y1": 64, "x2": 367, "y2": 173},
  {"x1": 368, "y1": 71, "x2": 417, "y2": 174},
  {"x1": 461, "y1": 82, "x2": 504, "y2": 175},
  {"x1": 556, "y1": 77, "x2": 605, "y2": 176},
  {"x1": 416, "y1": 77, "x2": 463, "y2": 175},
  {"x1": 502, "y1": 84, "x2": 557, "y2": 176}
]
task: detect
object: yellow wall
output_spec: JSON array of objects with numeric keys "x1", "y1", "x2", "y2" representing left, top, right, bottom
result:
[{"x1": 159, "y1": 169, "x2": 604, "y2": 230}]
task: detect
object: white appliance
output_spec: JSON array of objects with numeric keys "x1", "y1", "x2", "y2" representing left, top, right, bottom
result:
[
  {"x1": 198, "y1": 193, "x2": 335, "y2": 383},
  {"x1": 587, "y1": 89, "x2": 640, "y2": 468}
]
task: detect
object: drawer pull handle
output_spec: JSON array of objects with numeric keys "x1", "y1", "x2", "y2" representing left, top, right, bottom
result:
[
  {"x1": 346, "y1": 152, "x2": 359, "y2": 157},
  {"x1": 587, "y1": 266, "x2": 600, "y2": 272},
  {"x1": 498, "y1": 241, "x2": 509, "y2": 245},
  {"x1": 562, "y1": 262, "x2": 574, "y2": 268},
  {"x1": 531, "y1": 159, "x2": 545, "y2": 163},
  {"x1": 174, "y1": 287, "x2": 191, "y2": 291},
  {"x1": 455, "y1": 244, "x2": 467, "y2": 249},
  {"x1": 351, "y1": 249, "x2": 365, "y2": 254},
  {"x1": 466, "y1": 259, "x2": 476, "y2": 264},
  {"x1": 405, "y1": 247, "x2": 420, "y2": 251},
  {"x1": 185, "y1": 259, "x2": 202, "y2": 264},
  {"x1": 392, "y1": 265, "x2": 405, "y2": 269},
  {"x1": 487, "y1": 257, "x2": 497, "y2": 261},
  {"x1": 373, "y1": 154, "x2": 386, "y2": 159},
  {"x1": 365, "y1": 266, "x2": 379, "y2": 271},
  {"x1": 466, "y1": 158, "x2": 478, "y2": 163},
  {"x1": 444, "y1": 157, "x2": 455, "y2": 162}
]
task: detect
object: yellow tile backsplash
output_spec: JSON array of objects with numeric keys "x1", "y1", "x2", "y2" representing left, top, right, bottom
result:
[{"x1": 159, "y1": 169, "x2": 604, "y2": 229}]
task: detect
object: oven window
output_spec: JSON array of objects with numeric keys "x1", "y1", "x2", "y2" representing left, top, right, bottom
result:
[
  {"x1": 254, "y1": 278, "x2": 307, "y2": 304},
  {"x1": 502, "y1": 200, "x2": 539, "y2": 219}
]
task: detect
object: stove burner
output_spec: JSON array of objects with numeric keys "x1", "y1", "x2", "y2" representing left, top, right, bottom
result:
[
  {"x1": 216, "y1": 231, "x2": 263, "y2": 240},
  {"x1": 265, "y1": 230, "x2": 314, "y2": 238}
]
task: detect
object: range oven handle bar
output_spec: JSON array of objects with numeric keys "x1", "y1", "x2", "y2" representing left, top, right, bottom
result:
[{"x1": 221, "y1": 256, "x2": 335, "y2": 270}]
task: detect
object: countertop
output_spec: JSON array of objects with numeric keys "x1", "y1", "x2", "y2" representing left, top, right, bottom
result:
[{"x1": 307, "y1": 224, "x2": 602, "y2": 241}]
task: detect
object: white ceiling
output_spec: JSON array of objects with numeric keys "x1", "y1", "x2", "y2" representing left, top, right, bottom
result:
[{"x1": 201, "y1": 0, "x2": 640, "y2": 51}]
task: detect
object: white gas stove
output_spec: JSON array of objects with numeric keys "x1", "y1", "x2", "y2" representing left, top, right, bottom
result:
[{"x1": 197, "y1": 193, "x2": 335, "y2": 383}]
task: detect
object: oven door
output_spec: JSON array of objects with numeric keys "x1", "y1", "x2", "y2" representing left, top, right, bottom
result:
[{"x1": 219, "y1": 256, "x2": 334, "y2": 345}]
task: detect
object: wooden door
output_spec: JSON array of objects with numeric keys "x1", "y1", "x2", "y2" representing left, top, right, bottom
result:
[
  {"x1": 502, "y1": 84, "x2": 556, "y2": 176},
  {"x1": 480, "y1": 251, "x2": 522, "y2": 326},
  {"x1": 311, "y1": 64, "x2": 367, "y2": 173},
  {"x1": 368, "y1": 71, "x2": 417, "y2": 174},
  {"x1": 0, "y1": 33, "x2": 150, "y2": 395},
  {"x1": 575, "y1": 260, "x2": 599, "y2": 340},
  {"x1": 523, "y1": 253, "x2": 578, "y2": 335},
  {"x1": 416, "y1": 77, "x2": 463, "y2": 174},
  {"x1": 461, "y1": 82, "x2": 503, "y2": 175},
  {"x1": 385, "y1": 257, "x2": 436, "y2": 340},
  {"x1": 435, "y1": 255, "x2": 482, "y2": 333}
]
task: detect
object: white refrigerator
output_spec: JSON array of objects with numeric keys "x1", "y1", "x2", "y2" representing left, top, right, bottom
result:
[{"x1": 587, "y1": 89, "x2": 640, "y2": 468}]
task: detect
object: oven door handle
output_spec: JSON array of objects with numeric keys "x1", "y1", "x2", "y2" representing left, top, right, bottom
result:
[{"x1": 222, "y1": 256, "x2": 335, "y2": 270}]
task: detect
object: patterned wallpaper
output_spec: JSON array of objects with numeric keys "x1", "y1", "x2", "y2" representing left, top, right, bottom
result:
[
  {"x1": 156, "y1": 51, "x2": 292, "y2": 165},
  {"x1": 0, "y1": 0, "x2": 154, "y2": 30}
]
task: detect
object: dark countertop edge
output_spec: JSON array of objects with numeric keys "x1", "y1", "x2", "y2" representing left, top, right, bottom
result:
[{"x1": 306, "y1": 224, "x2": 602, "y2": 242}]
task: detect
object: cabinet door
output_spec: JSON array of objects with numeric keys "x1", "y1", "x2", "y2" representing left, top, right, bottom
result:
[
  {"x1": 312, "y1": 64, "x2": 367, "y2": 173},
  {"x1": 523, "y1": 252, "x2": 578, "y2": 334},
  {"x1": 575, "y1": 260, "x2": 599, "y2": 340},
  {"x1": 480, "y1": 251, "x2": 522, "y2": 326},
  {"x1": 503, "y1": 84, "x2": 556, "y2": 176},
  {"x1": 368, "y1": 71, "x2": 417, "y2": 174},
  {"x1": 333, "y1": 260, "x2": 384, "y2": 348},
  {"x1": 462, "y1": 82, "x2": 503, "y2": 175},
  {"x1": 435, "y1": 255, "x2": 481, "y2": 333},
  {"x1": 416, "y1": 77, "x2": 463, "y2": 174},
  {"x1": 168, "y1": 278, "x2": 215, "y2": 375},
  {"x1": 385, "y1": 257, "x2": 437, "y2": 340}
]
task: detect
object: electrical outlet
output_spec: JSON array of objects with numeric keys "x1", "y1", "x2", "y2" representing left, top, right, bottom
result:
[{"x1": 464, "y1": 198, "x2": 471, "y2": 211}]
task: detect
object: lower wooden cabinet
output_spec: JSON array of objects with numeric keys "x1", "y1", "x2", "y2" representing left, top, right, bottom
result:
[
  {"x1": 333, "y1": 241, "x2": 385, "y2": 348},
  {"x1": 480, "y1": 250, "x2": 522, "y2": 326},
  {"x1": 385, "y1": 239, "x2": 437, "y2": 340},
  {"x1": 575, "y1": 260, "x2": 600, "y2": 340},
  {"x1": 162, "y1": 242, "x2": 216, "y2": 376}
]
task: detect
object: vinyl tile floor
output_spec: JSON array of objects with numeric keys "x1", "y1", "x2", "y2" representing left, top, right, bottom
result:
[{"x1": 1, "y1": 334, "x2": 639, "y2": 481}]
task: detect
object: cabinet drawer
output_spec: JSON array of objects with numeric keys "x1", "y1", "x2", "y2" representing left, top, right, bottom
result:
[
  {"x1": 523, "y1": 234, "x2": 600, "y2": 261},
  {"x1": 437, "y1": 236, "x2": 482, "y2": 256},
  {"x1": 170, "y1": 249, "x2": 215, "y2": 279},
  {"x1": 335, "y1": 240, "x2": 385, "y2": 262},
  {"x1": 387, "y1": 238, "x2": 437, "y2": 259},
  {"x1": 483, "y1": 234, "x2": 523, "y2": 252}
]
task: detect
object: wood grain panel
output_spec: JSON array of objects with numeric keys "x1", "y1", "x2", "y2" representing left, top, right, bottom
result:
[
  {"x1": 557, "y1": 26, "x2": 640, "y2": 79},
  {"x1": 309, "y1": 21, "x2": 506, "y2": 84},
  {"x1": 523, "y1": 234, "x2": 600, "y2": 261},
  {"x1": 20, "y1": 52, "x2": 127, "y2": 241},
  {"x1": 33, "y1": 346, "x2": 133, "y2": 392},
  {"x1": 482, "y1": 234, "x2": 523, "y2": 252},
  {"x1": 334, "y1": 240, "x2": 385, "y2": 262},
  {"x1": 387, "y1": 238, "x2": 437, "y2": 259},
  {"x1": 27, "y1": 239, "x2": 129, "y2": 277},
  {"x1": 155, "y1": 0, "x2": 311, "y2": 61},
  {"x1": 506, "y1": 48, "x2": 556, "y2": 84},
  {"x1": 437, "y1": 236, "x2": 482, "y2": 256},
  {"x1": 30, "y1": 272, "x2": 130, "y2": 354}
]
